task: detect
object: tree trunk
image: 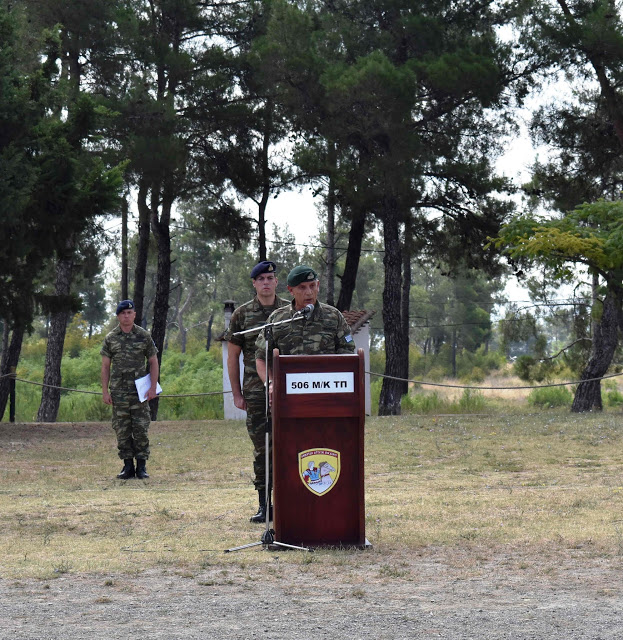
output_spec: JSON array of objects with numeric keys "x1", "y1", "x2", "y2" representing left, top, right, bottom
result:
[
  {"x1": 571, "y1": 288, "x2": 621, "y2": 412},
  {"x1": 400, "y1": 232, "x2": 411, "y2": 396},
  {"x1": 336, "y1": 206, "x2": 366, "y2": 312},
  {"x1": 37, "y1": 256, "x2": 74, "y2": 422},
  {"x1": 177, "y1": 285, "x2": 194, "y2": 355},
  {"x1": 134, "y1": 178, "x2": 151, "y2": 326},
  {"x1": 121, "y1": 194, "x2": 129, "y2": 300},
  {"x1": 256, "y1": 98, "x2": 274, "y2": 263},
  {"x1": 325, "y1": 143, "x2": 337, "y2": 306},
  {"x1": 0, "y1": 323, "x2": 25, "y2": 421},
  {"x1": 206, "y1": 312, "x2": 214, "y2": 351},
  {"x1": 378, "y1": 207, "x2": 404, "y2": 416},
  {"x1": 149, "y1": 190, "x2": 174, "y2": 420}
]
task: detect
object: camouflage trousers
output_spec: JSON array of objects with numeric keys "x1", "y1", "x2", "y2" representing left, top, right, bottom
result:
[
  {"x1": 245, "y1": 392, "x2": 272, "y2": 492},
  {"x1": 111, "y1": 389, "x2": 151, "y2": 460}
]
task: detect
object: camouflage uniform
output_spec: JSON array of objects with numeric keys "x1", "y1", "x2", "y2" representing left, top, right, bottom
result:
[
  {"x1": 255, "y1": 300, "x2": 356, "y2": 366},
  {"x1": 224, "y1": 294, "x2": 288, "y2": 490},
  {"x1": 101, "y1": 324, "x2": 158, "y2": 460}
]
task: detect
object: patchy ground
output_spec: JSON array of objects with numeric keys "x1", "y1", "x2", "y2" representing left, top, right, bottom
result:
[
  {"x1": 1, "y1": 547, "x2": 622, "y2": 639},
  {"x1": 2, "y1": 419, "x2": 622, "y2": 638}
]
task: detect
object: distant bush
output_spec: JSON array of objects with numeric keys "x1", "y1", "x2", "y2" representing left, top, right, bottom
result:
[
  {"x1": 401, "y1": 388, "x2": 487, "y2": 415},
  {"x1": 6, "y1": 343, "x2": 226, "y2": 422},
  {"x1": 20, "y1": 338, "x2": 48, "y2": 360},
  {"x1": 401, "y1": 391, "x2": 447, "y2": 414},
  {"x1": 57, "y1": 391, "x2": 111, "y2": 422},
  {"x1": 605, "y1": 389, "x2": 623, "y2": 408},
  {"x1": 458, "y1": 389, "x2": 487, "y2": 412},
  {"x1": 369, "y1": 348, "x2": 385, "y2": 375},
  {"x1": 460, "y1": 366, "x2": 486, "y2": 384},
  {"x1": 61, "y1": 344, "x2": 102, "y2": 390},
  {"x1": 513, "y1": 356, "x2": 542, "y2": 382},
  {"x1": 527, "y1": 385, "x2": 573, "y2": 408},
  {"x1": 370, "y1": 377, "x2": 382, "y2": 415},
  {"x1": 158, "y1": 348, "x2": 224, "y2": 420},
  {"x1": 426, "y1": 366, "x2": 447, "y2": 382}
]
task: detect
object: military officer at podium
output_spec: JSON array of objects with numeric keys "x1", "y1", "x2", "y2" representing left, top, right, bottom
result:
[
  {"x1": 255, "y1": 264, "x2": 356, "y2": 388},
  {"x1": 224, "y1": 260, "x2": 288, "y2": 523}
]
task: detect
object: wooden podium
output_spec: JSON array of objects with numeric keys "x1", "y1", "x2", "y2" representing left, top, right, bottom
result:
[{"x1": 271, "y1": 348, "x2": 366, "y2": 548}]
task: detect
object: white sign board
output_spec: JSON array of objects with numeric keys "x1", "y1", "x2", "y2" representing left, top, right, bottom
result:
[{"x1": 286, "y1": 372, "x2": 354, "y2": 394}]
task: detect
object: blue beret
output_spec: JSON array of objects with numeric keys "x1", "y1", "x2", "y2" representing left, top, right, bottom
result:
[
  {"x1": 116, "y1": 300, "x2": 135, "y2": 315},
  {"x1": 287, "y1": 265, "x2": 318, "y2": 286},
  {"x1": 250, "y1": 261, "x2": 277, "y2": 279}
]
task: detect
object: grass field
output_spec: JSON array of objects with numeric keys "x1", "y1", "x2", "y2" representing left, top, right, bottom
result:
[{"x1": 1, "y1": 410, "x2": 623, "y2": 580}]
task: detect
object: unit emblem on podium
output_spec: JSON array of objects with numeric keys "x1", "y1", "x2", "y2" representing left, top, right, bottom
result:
[{"x1": 298, "y1": 448, "x2": 341, "y2": 496}]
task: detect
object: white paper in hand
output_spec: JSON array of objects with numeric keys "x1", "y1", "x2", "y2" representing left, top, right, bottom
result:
[{"x1": 134, "y1": 374, "x2": 162, "y2": 403}]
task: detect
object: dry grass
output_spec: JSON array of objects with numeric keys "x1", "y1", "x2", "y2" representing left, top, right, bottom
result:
[{"x1": 1, "y1": 410, "x2": 623, "y2": 579}]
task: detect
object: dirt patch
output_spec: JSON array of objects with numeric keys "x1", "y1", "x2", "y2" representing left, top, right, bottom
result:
[{"x1": 1, "y1": 547, "x2": 622, "y2": 639}]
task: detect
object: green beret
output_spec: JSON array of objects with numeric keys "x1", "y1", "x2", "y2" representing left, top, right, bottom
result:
[{"x1": 287, "y1": 265, "x2": 318, "y2": 287}]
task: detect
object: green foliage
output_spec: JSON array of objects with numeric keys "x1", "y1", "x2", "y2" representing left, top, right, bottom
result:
[
  {"x1": 56, "y1": 391, "x2": 111, "y2": 423},
  {"x1": 6, "y1": 337, "x2": 226, "y2": 422},
  {"x1": 369, "y1": 348, "x2": 385, "y2": 375},
  {"x1": 527, "y1": 386, "x2": 573, "y2": 409},
  {"x1": 499, "y1": 309, "x2": 541, "y2": 358},
  {"x1": 370, "y1": 377, "x2": 382, "y2": 416},
  {"x1": 401, "y1": 390, "x2": 447, "y2": 414},
  {"x1": 514, "y1": 355, "x2": 542, "y2": 382},
  {"x1": 409, "y1": 343, "x2": 505, "y2": 382},
  {"x1": 492, "y1": 200, "x2": 623, "y2": 282},
  {"x1": 61, "y1": 343, "x2": 103, "y2": 391},
  {"x1": 157, "y1": 347, "x2": 224, "y2": 420},
  {"x1": 63, "y1": 315, "x2": 101, "y2": 359},
  {"x1": 604, "y1": 389, "x2": 623, "y2": 408},
  {"x1": 461, "y1": 366, "x2": 486, "y2": 384},
  {"x1": 513, "y1": 354, "x2": 565, "y2": 384},
  {"x1": 401, "y1": 389, "x2": 488, "y2": 415},
  {"x1": 458, "y1": 389, "x2": 488, "y2": 412},
  {"x1": 456, "y1": 346, "x2": 505, "y2": 380}
]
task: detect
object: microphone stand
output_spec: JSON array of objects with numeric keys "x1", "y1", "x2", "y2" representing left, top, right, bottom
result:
[{"x1": 225, "y1": 311, "x2": 312, "y2": 553}]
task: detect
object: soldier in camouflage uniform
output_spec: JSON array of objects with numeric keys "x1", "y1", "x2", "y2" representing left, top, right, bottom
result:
[
  {"x1": 224, "y1": 261, "x2": 288, "y2": 522},
  {"x1": 255, "y1": 265, "x2": 356, "y2": 394},
  {"x1": 101, "y1": 300, "x2": 159, "y2": 480}
]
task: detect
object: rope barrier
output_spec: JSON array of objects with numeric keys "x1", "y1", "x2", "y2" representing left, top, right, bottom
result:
[
  {"x1": 369, "y1": 370, "x2": 623, "y2": 390},
  {"x1": 1, "y1": 376, "x2": 230, "y2": 398},
  {"x1": 1, "y1": 369, "x2": 622, "y2": 397}
]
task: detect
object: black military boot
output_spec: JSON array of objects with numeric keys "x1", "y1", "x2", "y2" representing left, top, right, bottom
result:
[
  {"x1": 117, "y1": 459, "x2": 135, "y2": 480},
  {"x1": 250, "y1": 491, "x2": 266, "y2": 523},
  {"x1": 250, "y1": 490, "x2": 273, "y2": 523},
  {"x1": 135, "y1": 458, "x2": 149, "y2": 479}
]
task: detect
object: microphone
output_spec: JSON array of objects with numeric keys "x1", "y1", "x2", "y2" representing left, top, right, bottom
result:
[{"x1": 294, "y1": 303, "x2": 315, "y2": 318}]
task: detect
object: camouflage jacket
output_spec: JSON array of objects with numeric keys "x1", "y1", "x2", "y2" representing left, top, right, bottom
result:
[
  {"x1": 101, "y1": 324, "x2": 158, "y2": 391},
  {"x1": 224, "y1": 295, "x2": 289, "y2": 394},
  {"x1": 255, "y1": 300, "x2": 355, "y2": 366}
]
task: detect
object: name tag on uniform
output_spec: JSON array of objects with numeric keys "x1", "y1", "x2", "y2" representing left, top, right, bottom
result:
[{"x1": 286, "y1": 372, "x2": 354, "y2": 394}]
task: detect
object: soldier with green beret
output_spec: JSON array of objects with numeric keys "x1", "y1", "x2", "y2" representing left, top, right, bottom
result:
[
  {"x1": 224, "y1": 261, "x2": 288, "y2": 522},
  {"x1": 101, "y1": 300, "x2": 159, "y2": 480},
  {"x1": 255, "y1": 264, "x2": 355, "y2": 389}
]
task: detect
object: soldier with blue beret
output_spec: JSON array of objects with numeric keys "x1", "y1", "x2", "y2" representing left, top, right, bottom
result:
[
  {"x1": 224, "y1": 261, "x2": 288, "y2": 522},
  {"x1": 101, "y1": 300, "x2": 159, "y2": 480},
  {"x1": 255, "y1": 264, "x2": 355, "y2": 390}
]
